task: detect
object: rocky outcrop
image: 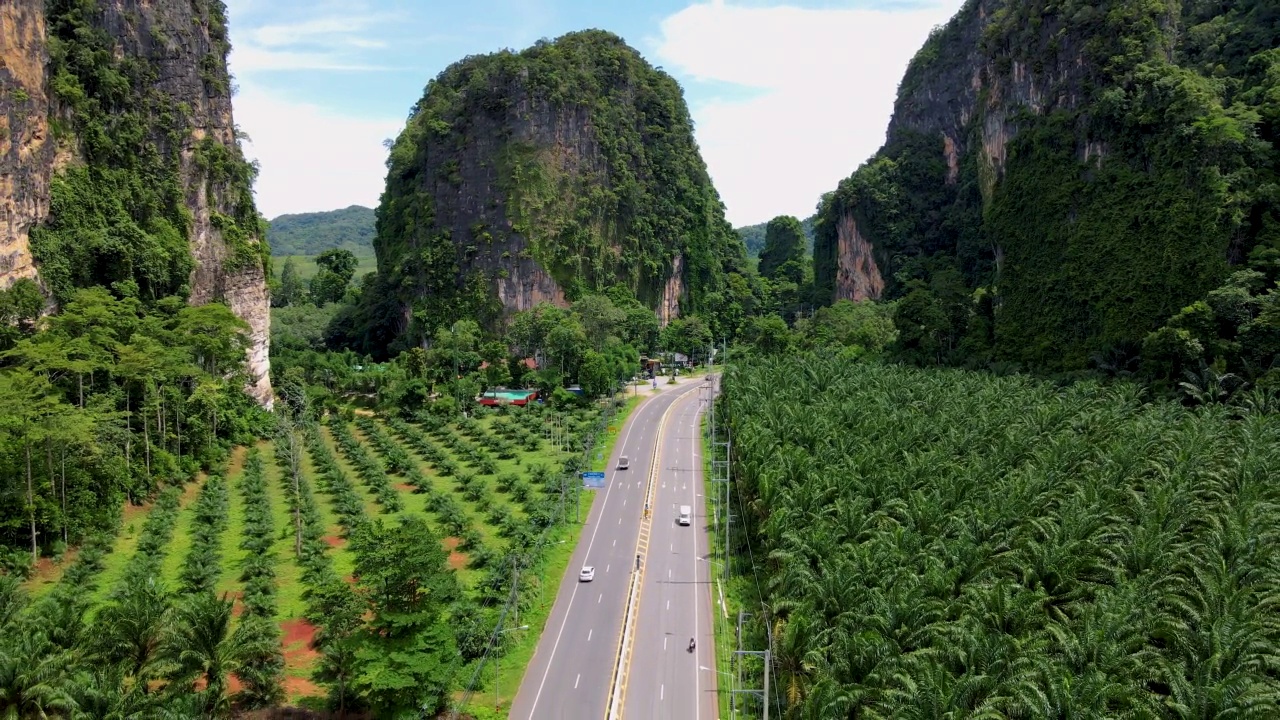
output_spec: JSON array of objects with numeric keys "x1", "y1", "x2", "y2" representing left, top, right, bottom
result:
[
  {"x1": 374, "y1": 30, "x2": 739, "y2": 343},
  {"x1": 888, "y1": 0, "x2": 1088, "y2": 202},
  {"x1": 0, "y1": 0, "x2": 52, "y2": 292},
  {"x1": 494, "y1": 256, "x2": 567, "y2": 313},
  {"x1": 0, "y1": 0, "x2": 271, "y2": 405},
  {"x1": 832, "y1": 214, "x2": 884, "y2": 303},
  {"x1": 816, "y1": 0, "x2": 1277, "y2": 369},
  {"x1": 658, "y1": 254, "x2": 684, "y2": 324},
  {"x1": 98, "y1": 0, "x2": 272, "y2": 406}
]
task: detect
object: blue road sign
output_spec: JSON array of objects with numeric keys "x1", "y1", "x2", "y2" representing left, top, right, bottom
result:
[{"x1": 582, "y1": 471, "x2": 606, "y2": 489}]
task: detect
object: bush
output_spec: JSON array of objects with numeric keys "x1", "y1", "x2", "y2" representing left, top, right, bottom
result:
[{"x1": 0, "y1": 549, "x2": 33, "y2": 579}]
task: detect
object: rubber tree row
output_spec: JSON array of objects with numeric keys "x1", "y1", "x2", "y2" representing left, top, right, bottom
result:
[
  {"x1": 109, "y1": 485, "x2": 183, "y2": 599},
  {"x1": 177, "y1": 474, "x2": 229, "y2": 595},
  {"x1": 327, "y1": 417, "x2": 403, "y2": 512},
  {"x1": 233, "y1": 449, "x2": 286, "y2": 707},
  {"x1": 304, "y1": 425, "x2": 371, "y2": 534}
]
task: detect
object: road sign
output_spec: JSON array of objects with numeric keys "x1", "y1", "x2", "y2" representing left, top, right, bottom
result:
[{"x1": 582, "y1": 471, "x2": 606, "y2": 488}]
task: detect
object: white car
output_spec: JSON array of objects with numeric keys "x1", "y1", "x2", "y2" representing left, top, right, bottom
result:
[
  {"x1": 617, "y1": 456, "x2": 630, "y2": 470},
  {"x1": 579, "y1": 566, "x2": 595, "y2": 582}
]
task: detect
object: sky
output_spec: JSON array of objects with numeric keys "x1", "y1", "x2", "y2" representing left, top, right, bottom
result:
[{"x1": 225, "y1": 0, "x2": 965, "y2": 228}]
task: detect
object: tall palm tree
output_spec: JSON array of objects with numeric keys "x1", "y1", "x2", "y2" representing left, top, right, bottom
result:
[
  {"x1": 161, "y1": 591, "x2": 246, "y2": 717},
  {"x1": 94, "y1": 577, "x2": 171, "y2": 686},
  {"x1": 0, "y1": 629, "x2": 77, "y2": 719}
]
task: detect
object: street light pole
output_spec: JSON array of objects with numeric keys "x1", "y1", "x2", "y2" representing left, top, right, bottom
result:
[{"x1": 494, "y1": 624, "x2": 529, "y2": 709}]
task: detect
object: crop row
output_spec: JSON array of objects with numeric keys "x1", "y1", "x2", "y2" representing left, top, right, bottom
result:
[
  {"x1": 233, "y1": 449, "x2": 286, "y2": 706},
  {"x1": 328, "y1": 418, "x2": 403, "y2": 512},
  {"x1": 725, "y1": 356, "x2": 1280, "y2": 718},
  {"x1": 177, "y1": 474, "x2": 229, "y2": 595},
  {"x1": 109, "y1": 485, "x2": 183, "y2": 598},
  {"x1": 305, "y1": 425, "x2": 369, "y2": 533}
]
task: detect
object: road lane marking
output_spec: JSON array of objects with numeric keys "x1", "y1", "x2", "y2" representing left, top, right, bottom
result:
[
  {"x1": 688, "y1": 397, "x2": 706, "y2": 720},
  {"x1": 588, "y1": 629, "x2": 593, "y2": 641},
  {"x1": 666, "y1": 600, "x2": 669, "y2": 610},
  {"x1": 599, "y1": 594, "x2": 602, "y2": 604},
  {"x1": 664, "y1": 637, "x2": 667, "y2": 650},
  {"x1": 525, "y1": 392, "x2": 659, "y2": 718},
  {"x1": 613, "y1": 539, "x2": 616, "y2": 547},
  {"x1": 575, "y1": 674, "x2": 580, "y2": 689},
  {"x1": 608, "y1": 386, "x2": 701, "y2": 719},
  {"x1": 623, "y1": 498, "x2": 627, "y2": 507},
  {"x1": 661, "y1": 684, "x2": 664, "y2": 701},
  {"x1": 606, "y1": 564, "x2": 610, "y2": 573}
]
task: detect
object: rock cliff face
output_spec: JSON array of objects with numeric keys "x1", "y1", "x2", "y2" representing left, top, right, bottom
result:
[
  {"x1": 814, "y1": 0, "x2": 1280, "y2": 369},
  {"x1": 0, "y1": 1, "x2": 53, "y2": 292},
  {"x1": 373, "y1": 30, "x2": 742, "y2": 346},
  {"x1": 832, "y1": 214, "x2": 884, "y2": 303},
  {"x1": 0, "y1": 0, "x2": 270, "y2": 404}
]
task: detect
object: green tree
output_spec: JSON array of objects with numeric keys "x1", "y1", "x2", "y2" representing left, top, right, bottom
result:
[
  {"x1": 892, "y1": 285, "x2": 951, "y2": 365},
  {"x1": 742, "y1": 315, "x2": 793, "y2": 355},
  {"x1": 348, "y1": 515, "x2": 460, "y2": 717},
  {"x1": 163, "y1": 591, "x2": 262, "y2": 717},
  {"x1": 579, "y1": 350, "x2": 613, "y2": 398},
  {"x1": 94, "y1": 577, "x2": 172, "y2": 687},
  {"x1": 274, "y1": 257, "x2": 305, "y2": 308},
  {"x1": 310, "y1": 249, "x2": 358, "y2": 307},
  {"x1": 660, "y1": 315, "x2": 713, "y2": 361},
  {"x1": 758, "y1": 215, "x2": 807, "y2": 281},
  {"x1": 309, "y1": 579, "x2": 365, "y2": 714},
  {"x1": 804, "y1": 299, "x2": 898, "y2": 353},
  {"x1": 0, "y1": 279, "x2": 44, "y2": 351},
  {"x1": 573, "y1": 294, "x2": 625, "y2": 351}
]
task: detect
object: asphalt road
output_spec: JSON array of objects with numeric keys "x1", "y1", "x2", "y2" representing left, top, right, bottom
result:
[
  {"x1": 510, "y1": 379, "x2": 708, "y2": 720},
  {"x1": 623, "y1": 384, "x2": 719, "y2": 719}
]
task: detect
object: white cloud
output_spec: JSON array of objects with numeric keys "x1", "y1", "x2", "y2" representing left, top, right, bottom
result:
[
  {"x1": 231, "y1": 45, "x2": 387, "y2": 72},
  {"x1": 655, "y1": 0, "x2": 964, "y2": 226},
  {"x1": 250, "y1": 16, "x2": 387, "y2": 48},
  {"x1": 232, "y1": 82, "x2": 403, "y2": 220}
]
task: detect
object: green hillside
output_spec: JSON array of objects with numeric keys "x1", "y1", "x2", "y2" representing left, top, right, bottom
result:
[
  {"x1": 266, "y1": 205, "x2": 375, "y2": 257},
  {"x1": 737, "y1": 215, "x2": 815, "y2": 256}
]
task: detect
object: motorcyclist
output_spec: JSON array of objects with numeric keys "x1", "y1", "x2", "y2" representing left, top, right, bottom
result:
[{"x1": 688, "y1": 637, "x2": 696, "y2": 652}]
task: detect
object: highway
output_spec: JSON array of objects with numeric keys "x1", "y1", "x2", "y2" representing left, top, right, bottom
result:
[
  {"x1": 623, "y1": 383, "x2": 718, "y2": 719},
  {"x1": 509, "y1": 378, "x2": 709, "y2": 720}
]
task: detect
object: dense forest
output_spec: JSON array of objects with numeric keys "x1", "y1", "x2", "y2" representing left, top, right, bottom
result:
[
  {"x1": 266, "y1": 206, "x2": 375, "y2": 257},
  {"x1": 0, "y1": 0, "x2": 270, "y2": 571},
  {"x1": 812, "y1": 0, "x2": 1280, "y2": 375}
]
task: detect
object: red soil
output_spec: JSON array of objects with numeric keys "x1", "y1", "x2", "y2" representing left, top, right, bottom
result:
[
  {"x1": 394, "y1": 482, "x2": 415, "y2": 492},
  {"x1": 228, "y1": 591, "x2": 245, "y2": 617},
  {"x1": 322, "y1": 535, "x2": 345, "y2": 548},
  {"x1": 281, "y1": 618, "x2": 319, "y2": 661},
  {"x1": 442, "y1": 536, "x2": 468, "y2": 570},
  {"x1": 24, "y1": 548, "x2": 79, "y2": 590},
  {"x1": 284, "y1": 675, "x2": 322, "y2": 699},
  {"x1": 280, "y1": 618, "x2": 321, "y2": 699}
]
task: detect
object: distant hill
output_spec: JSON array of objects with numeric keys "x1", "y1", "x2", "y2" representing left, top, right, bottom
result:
[
  {"x1": 267, "y1": 205, "x2": 376, "y2": 257},
  {"x1": 737, "y1": 215, "x2": 816, "y2": 257}
]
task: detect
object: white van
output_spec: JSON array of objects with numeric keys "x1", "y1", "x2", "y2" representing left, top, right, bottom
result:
[{"x1": 678, "y1": 505, "x2": 692, "y2": 526}]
